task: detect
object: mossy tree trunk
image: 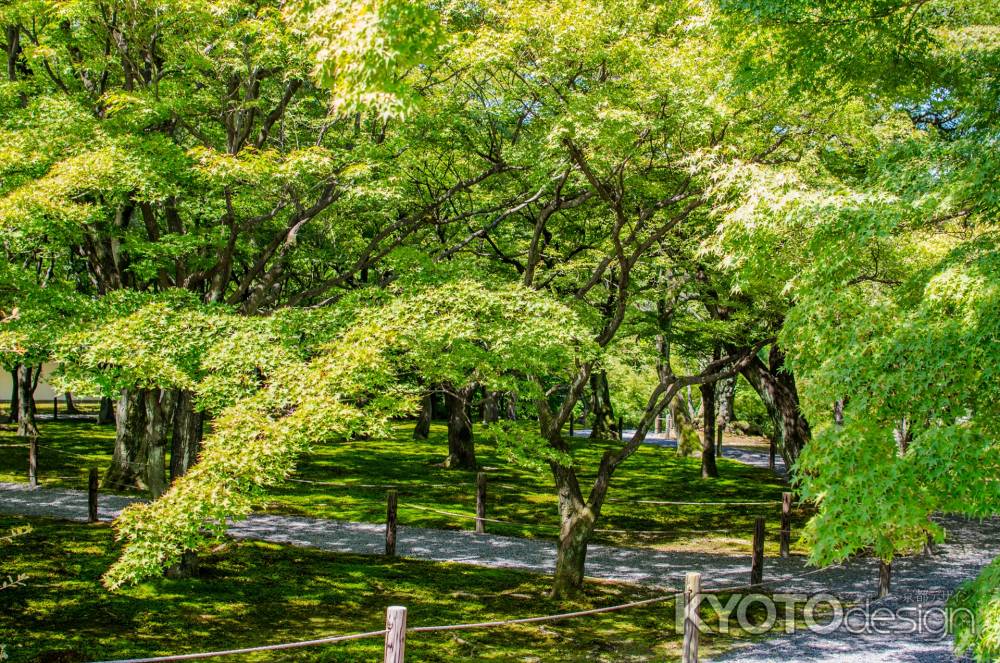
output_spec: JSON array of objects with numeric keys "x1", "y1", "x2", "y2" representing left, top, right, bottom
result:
[
  {"x1": 143, "y1": 388, "x2": 178, "y2": 499},
  {"x1": 170, "y1": 389, "x2": 203, "y2": 482},
  {"x1": 444, "y1": 383, "x2": 477, "y2": 469},
  {"x1": 165, "y1": 551, "x2": 200, "y2": 579},
  {"x1": 538, "y1": 367, "x2": 607, "y2": 600},
  {"x1": 16, "y1": 364, "x2": 38, "y2": 438},
  {"x1": 540, "y1": 345, "x2": 757, "y2": 599},
  {"x1": 97, "y1": 396, "x2": 115, "y2": 425},
  {"x1": 165, "y1": 390, "x2": 201, "y2": 578},
  {"x1": 715, "y1": 376, "x2": 736, "y2": 457},
  {"x1": 64, "y1": 392, "x2": 82, "y2": 415},
  {"x1": 412, "y1": 393, "x2": 432, "y2": 440},
  {"x1": 104, "y1": 388, "x2": 148, "y2": 491},
  {"x1": 504, "y1": 392, "x2": 517, "y2": 420},
  {"x1": 588, "y1": 370, "x2": 616, "y2": 440},
  {"x1": 105, "y1": 387, "x2": 180, "y2": 495},
  {"x1": 551, "y1": 463, "x2": 598, "y2": 598},
  {"x1": 481, "y1": 389, "x2": 500, "y2": 423},
  {"x1": 740, "y1": 348, "x2": 810, "y2": 467},
  {"x1": 670, "y1": 395, "x2": 699, "y2": 456}
]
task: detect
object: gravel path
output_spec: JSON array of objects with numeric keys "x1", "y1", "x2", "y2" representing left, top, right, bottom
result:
[
  {"x1": 711, "y1": 516, "x2": 998, "y2": 663},
  {"x1": 0, "y1": 481, "x2": 799, "y2": 589},
  {"x1": 576, "y1": 428, "x2": 788, "y2": 474},
  {"x1": 2, "y1": 481, "x2": 996, "y2": 661}
]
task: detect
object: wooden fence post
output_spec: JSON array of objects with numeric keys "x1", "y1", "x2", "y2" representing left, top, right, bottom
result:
[
  {"x1": 682, "y1": 571, "x2": 701, "y2": 663},
  {"x1": 750, "y1": 517, "x2": 765, "y2": 586},
  {"x1": 383, "y1": 605, "x2": 407, "y2": 663},
  {"x1": 878, "y1": 560, "x2": 891, "y2": 598},
  {"x1": 569, "y1": 416, "x2": 574, "y2": 437},
  {"x1": 28, "y1": 436, "x2": 38, "y2": 489},
  {"x1": 779, "y1": 492, "x2": 792, "y2": 558},
  {"x1": 618, "y1": 416, "x2": 624, "y2": 441},
  {"x1": 88, "y1": 468, "x2": 99, "y2": 523},
  {"x1": 475, "y1": 472, "x2": 487, "y2": 534},
  {"x1": 385, "y1": 489, "x2": 398, "y2": 556},
  {"x1": 768, "y1": 439, "x2": 776, "y2": 470},
  {"x1": 52, "y1": 397, "x2": 58, "y2": 421}
]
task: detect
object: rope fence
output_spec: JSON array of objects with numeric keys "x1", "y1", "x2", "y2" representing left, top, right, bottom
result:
[
  {"x1": 407, "y1": 592, "x2": 681, "y2": 633},
  {"x1": 5, "y1": 440, "x2": 805, "y2": 544},
  {"x1": 35, "y1": 442, "x2": 107, "y2": 461},
  {"x1": 595, "y1": 527, "x2": 745, "y2": 536},
  {"x1": 4, "y1": 443, "x2": 881, "y2": 663},
  {"x1": 84, "y1": 561, "x2": 847, "y2": 663},
  {"x1": 286, "y1": 477, "x2": 467, "y2": 492},
  {"x1": 401, "y1": 502, "x2": 535, "y2": 527},
  {"x1": 607, "y1": 498, "x2": 785, "y2": 506},
  {"x1": 88, "y1": 628, "x2": 390, "y2": 663}
]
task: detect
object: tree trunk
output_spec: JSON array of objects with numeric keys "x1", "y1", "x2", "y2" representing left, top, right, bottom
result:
[
  {"x1": 700, "y1": 382, "x2": 718, "y2": 478},
  {"x1": 163, "y1": 394, "x2": 200, "y2": 578},
  {"x1": 15, "y1": 364, "x2": 38, "y2": 437},
  {"x1": 550, "y1": 465, "x2": 597, "y2": 599},
  {"x1": 165, "y1": 551, "x2": 200, "y2": 579},
  {"x1": 427, "y1": 391, "x2": 442, "y2": 419},
  {"x1": 504, "y1": 392, "x2": 517, "y2": 420},
  {"x1": 552, "y1": 510, "x2": 595, "y2": 598},
  {"x1": 444, "y1": 384, "x2": 476, "y2": 469},
  {"x1": 720, "y1": 377, "x2": 736, "y2": 423},
  {"x1": 9, "y1": 366, "x2": 19, "y2": 422},
  {"x1": 537, "y1": 356, "x2": 675, "y2": 599},
  {"x1": 30, "y1": 366, "x2": 40, "y2": 403},
  {"x1": 481, "y1": 390, "x2": 500, "y2": 424},
  {"x1": 588, "y1": 370, "x2": 616, "y2": 439},
  {"x1": 97, "y1": 396, "x2": 115, "y2": 425},
  {"x1": 6, "y1": 25, "x2": 19, "y2": 82},
  {"x1": 143, "y1": 389, "x2": 178, "y2": 499},
  {"x1": 894, "y1": 417, "x2": 911, "y2": 456},
  {"x1": 104, "y1": 388, "x2": 148, "y2": 491},
  {"x1": 740, "y1": 350, "x2": 810, "y2": 468},
  {"x1": 833, "y1": 398, "x2": 846, "y2": 426},
  {"x1": 716, "y1": 376, "x2": 736, "y2": 457},
  {"x1": 64, "y1": 392, "x2": 82, "y2": 415},
  {"x1": 670, "y1": 395, "x2": 700, "y2": 456},
  {"x1": 412, "y1": 393, "x2": 432, "y2": 440},
  {"x1": 170, "y1": 390, "x2": 203, "y2": 481}
]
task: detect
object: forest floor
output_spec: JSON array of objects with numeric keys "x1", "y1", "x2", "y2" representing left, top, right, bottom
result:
[
  {"x1": 0, "y1": 419, "x2": 805, "y2": 556},
  {"x1": 1, "y1": 485, "x2": 996, "y2": 662},
  {"x1": 2, "y1": 513, "x2": 779, "y2": 663},
  {"x1": 3, "y1": 416, "x2": 990, "y2": 662}
]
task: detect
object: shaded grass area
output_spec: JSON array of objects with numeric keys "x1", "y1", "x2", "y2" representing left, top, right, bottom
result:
[
  {"x1": 0, "y1": 421, "x2": 109, "y2": 490},
  {"x1": 0, "y1": 420, "x2": 810, "y2": 555},
  {"x1": 0, "y1": 515, "x2": 787, "y2": 663}
]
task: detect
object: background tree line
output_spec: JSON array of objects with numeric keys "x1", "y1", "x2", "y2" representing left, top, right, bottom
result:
[{"x1": 1, "y1": 0, "x2": 998, "y2": 656}]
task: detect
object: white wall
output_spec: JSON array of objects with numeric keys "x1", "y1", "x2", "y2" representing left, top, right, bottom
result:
[{"x1": 0, "y1": 363, "x2": 63, "y2": 401}]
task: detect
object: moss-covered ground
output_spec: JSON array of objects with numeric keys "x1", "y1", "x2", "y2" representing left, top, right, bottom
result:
[
  {"x1": 0, "y1": 418, "x2": 809, "y2": 555},
  {"x1": 0, "y1": 514, "x2": 797, "y2": 662}
]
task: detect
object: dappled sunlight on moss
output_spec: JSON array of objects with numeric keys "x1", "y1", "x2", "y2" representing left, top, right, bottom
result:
[
  {"x1": 0, "y1": 514, "x2": 802, "y2": 661},
  {"x1": 1, "y1": 419, "x2": 806, "y2": 556}
]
